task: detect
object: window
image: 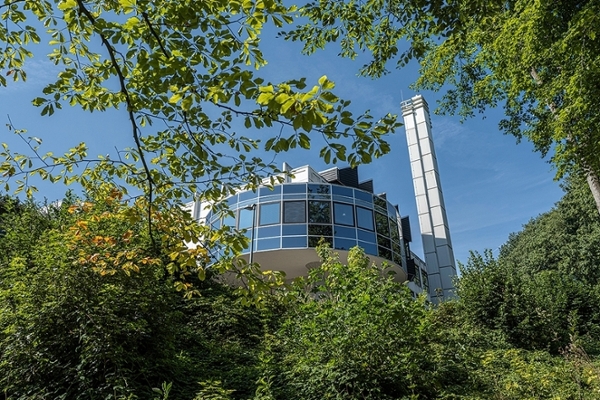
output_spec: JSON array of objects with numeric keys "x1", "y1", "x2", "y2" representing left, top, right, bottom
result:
[
  {"x1": 282, "y1": 236, "x2": 307, "y2": 248},
  {"x1": 413, "y1": 267, "x2": 422, "y2": 288},
  {"x1": 309, "y1": 236, "x2": 332, "y2": 247},
  {"x1": 422, "y1": 271, "x2": 429, "y2": 292},
  {"x1": 378, "y1": 246, "x2": 392, "y2": 261},
  {"x1": 283, "y1": 184, "x2": 307, "y2": 200},
  {"x1": 308, "y1": 201, "x2": 331, "y2": 223},
  {"x1": 357, "y1": 229, "x2": 376, "y2": 243},
  {"x1": 332, "y1": 185, "x2": 354, "y2": 202},
  {"x1": 375, "y1": 212, "x2": 390, "y2": 236},
  {"x1": 392, "y1": 241, "x2": 402, "y2": 256},
  {"x1": 387, "y1": 202, "x2": 397, "y2": 216},
  {"x1": 257, "y1": 237, "x2": 280, "y2": 251},
  {"x1": 390, "y1": 219, "x2": 400, "y2": 243},
  {"x1": 226, "y1": 194, "x2": 238, "y2": 206},
  {"x1": 334, "y1": 225, "x2": 356, "y2": 239},
  {"x1": 358, "y1": 241, "x2": 378, "y2": 256},
  {"x1": 258, "y1": 225, "x2": 280, "y2": 238},
  {"x1": 238, "y1": 190, "x2": 257, "y2": 202},
  {"x1": 377, "y1": 235, "x2": 391, "y2": 249},
  {"x1": 356, "y1": 206, "x2": 374, "y2": 231},
  {"x1": 222, "y1": 213, "x2": 235, "y2": 229},
  {"x1": 308, "y1": 224, "x2": 333, "y2": 248},
  {"x1": 308, "y1": 184, "x2": 330, "y2": 199},
  {"x1": 238, "y1": 207, "x2": 254, "y2": 229},
  {"x1": 308, "y1": 224, "x2": 332, "y2": 237},
  {"x1": 354, "y1": 189, "x2": 373, "y2": 204},
  {"x1": 334, "y1": 237, "x2": 356, "y2": 251},
  {"x1": 259, "y1": 185, "x2": 281, "y2": 197},
  {"x1": 283, "y1": 224, "x2": 306, "y2": 236},
  {"x1": 333, "y1": 202, "x2": 354, "y2": 226},
  {"x1": 283, "y1": 184, "x2": 306, "y2": 194},
  {"x1": 283, "y1": 201, "x2": 306, "y2": 223},
  {"x1": 373, "y1": 195, "x2": 387, "y2": 211},
  {"x1": 259, "y1": 202, "x2": 280, "y2": 226}
]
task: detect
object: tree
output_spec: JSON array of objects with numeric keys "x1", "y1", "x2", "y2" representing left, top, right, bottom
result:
[
  {"x1": 0, "y1": 190, "x2": 178, "y2": 398},
  {"x1": 285, "y1": 0, "x2": 600, "y2": 215},
  {"x1": 0, "y1": 190, "x2": 273, "y2": 399},
  {"x1": 0, "y1": 0, "x2": 400, "y2": 283},
  {"x1": 258, "y1": 245, "x2": 442, "y2": 399},
  {"x1": 455, "y1": 176, "x2": 600, "y2": 354}
]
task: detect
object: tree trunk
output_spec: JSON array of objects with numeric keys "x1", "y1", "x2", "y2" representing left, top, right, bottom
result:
[{"x1": 585, "y1": 168, "x2": 600, "y2": 216}]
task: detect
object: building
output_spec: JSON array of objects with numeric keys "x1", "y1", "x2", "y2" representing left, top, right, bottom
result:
[{"x1": 186, "y1": 95, "x2": 456, "y2": 301}]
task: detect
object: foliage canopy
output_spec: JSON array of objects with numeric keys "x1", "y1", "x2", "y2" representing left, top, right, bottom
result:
[
  {"x1": 286, "y1": 0, "x2": 600, "y2": 213},
  {"x1": 0, "y1": 0, "x2": 400, "y2": 283}
]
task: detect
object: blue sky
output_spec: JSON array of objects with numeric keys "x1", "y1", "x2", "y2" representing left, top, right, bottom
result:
[{"x1": 0, "y1": 20, "x2": 564, "y2": 265}]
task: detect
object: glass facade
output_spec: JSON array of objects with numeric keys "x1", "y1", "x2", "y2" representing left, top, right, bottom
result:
[{"x1": 205, "y1": 183, "x2": 404, "y2": 266}]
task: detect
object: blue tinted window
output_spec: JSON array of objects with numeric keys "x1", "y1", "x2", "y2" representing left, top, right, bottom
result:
[
  {"x1": 387, "y1": 202, "x2": 397, "y2": 217},
  {"x1": 354, "y1": 189, "x2": 373, "y2": 204},
  {"x1": 357, "y1": 229, "x2": 376, "y2": 243},
  {"x1": 259, "y1": 185, "x2": 281, "y2": 197},
  {"x1": 283, "y1": 201, "x2": 306, "y2": 223},
  {"x1": 283, "y1": 184, "x2": 306, "y2": 194},
  {"x1": 282, "y1": 236, "x2": 307, "y2": 248},
  {"x1": 334, "y1": 238, "x2": 356, "y2": 251},
  {"x1": 356, "y1": 206, "x2": 374, "y2": 231},
  {"x1": 334, "y1": 225, "x2": 356, "y2": 239},
  {"x1": 334, "y1": 202, "x2": 354, "y2": 226},
  {"x1": 258, "y1": 225, "x2": 280, "y2": 238},
  {"x1": 238, "y1": 190, "x2": 257, "y2": 202},
  {"x1": 283, "y1": 224, "x2": 307, "y2": 236},
  {"x1": 332, "y1": 185, "x2": 353, "y2": 197},
  {"x1": 241, "y1": 230, "x2": 255, "y2": 251},
  {"x1": 283, "y1": 194, "x2": 306, "y2": 200},
  {"x1": 227, "y1": 195, "x2": 238, "y2": 206},
  {"x1": 238, "y1": 207, "x2": 255, "y2": 229},
  {"x1": 222, "y1": 213, "x2": 235, "y2": 228},
  {"x1": 259, "y1": 202, "x2": 280, "y2": 226},
  {"x1": 358, "y1": 241, "x2": 378, "y2": 256},
  {"x1": 257, "y1": 237, "x2": 280, "y2": 251}
]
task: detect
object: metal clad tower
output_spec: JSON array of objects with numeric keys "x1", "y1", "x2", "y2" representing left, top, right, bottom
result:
[{"x1": 401, "y1": 95, "x2": 456, "y2": 301}]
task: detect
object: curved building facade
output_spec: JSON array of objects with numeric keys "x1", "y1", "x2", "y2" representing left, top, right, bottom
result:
[
  {"x1": 187, "y1": 95, "x2": 455, "y2": 301},
  {"x1": 187, "y1": 163, "x2": 433, "y2": 296}
]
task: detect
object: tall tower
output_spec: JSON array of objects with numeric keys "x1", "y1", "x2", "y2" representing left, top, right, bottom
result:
[{"x1": 401, "y1": 95, "x2": 456, "y2": 301}]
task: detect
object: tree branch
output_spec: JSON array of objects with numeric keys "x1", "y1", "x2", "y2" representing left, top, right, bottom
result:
[{"x1": 75, "y1": 0, "x2": 158, "y2": 249}]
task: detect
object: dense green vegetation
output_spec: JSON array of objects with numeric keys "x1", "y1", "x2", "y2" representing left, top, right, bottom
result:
[{"x1": 1, "y1": 175, "x2": 600, "y2": 399}]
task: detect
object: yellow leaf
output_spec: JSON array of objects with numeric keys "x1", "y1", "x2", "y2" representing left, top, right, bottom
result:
[
  {"x1": 124, "y1": 16, "x2": 140, "y2": 30},
  {"x1": 57, "y1": 0, "x2": 77, "y2": 11}
]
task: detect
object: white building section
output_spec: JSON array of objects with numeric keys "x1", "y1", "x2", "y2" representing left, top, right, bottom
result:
[{"x1": 401, "y1": 95, "x2": 457, "y2": 300}]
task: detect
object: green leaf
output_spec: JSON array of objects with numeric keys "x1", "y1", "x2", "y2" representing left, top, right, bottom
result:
[{"x1": 181, "y1": 96, "x2": 193, "y2": 111}]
